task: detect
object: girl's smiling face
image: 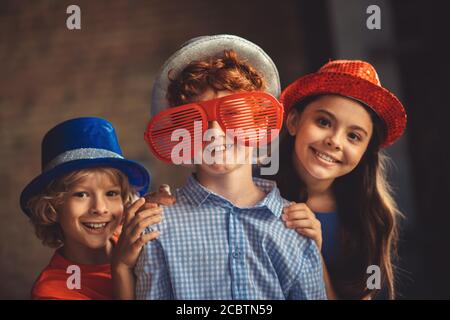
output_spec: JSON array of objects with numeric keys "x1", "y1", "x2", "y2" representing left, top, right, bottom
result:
[
  {"x1": 58, "y1": 170, "x2": 124, "y2": 251},
  {"x1": 286, "y1": 94, "x2": 374, "y2": 185}
]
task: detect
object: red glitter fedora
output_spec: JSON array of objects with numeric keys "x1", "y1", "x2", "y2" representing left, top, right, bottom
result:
[{"x1": 280, "y1": 60, "x2": 407, "y2": 147}]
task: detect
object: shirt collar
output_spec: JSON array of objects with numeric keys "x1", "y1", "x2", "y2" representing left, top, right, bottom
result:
[
  {"x1": 179, "y1": 174, "x2": 212, "y2": 207},
  {"x1": 252, "y1": 177, "x2": 286, "y2": 218},
  {"x1": 179, "y1": 174, "x2": 286, "y2": 218}
]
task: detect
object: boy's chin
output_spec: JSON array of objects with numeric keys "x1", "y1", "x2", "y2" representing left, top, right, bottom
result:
[
  {"x1": 82, "y1": 236, "x2": 113, "y2": 250},
  {"x1": 199, "y1": 163, "x2": 243, "y2": 175}
]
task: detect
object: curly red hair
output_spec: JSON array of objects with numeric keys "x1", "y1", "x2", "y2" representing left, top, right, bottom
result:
[{"x1": 167, "y1": 50, "x2": 266, "y2": 106}]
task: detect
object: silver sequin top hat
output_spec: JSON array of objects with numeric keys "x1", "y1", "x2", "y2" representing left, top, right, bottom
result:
[{"x1": 150, "y1": 34, "x2": 281, "y2": 115}]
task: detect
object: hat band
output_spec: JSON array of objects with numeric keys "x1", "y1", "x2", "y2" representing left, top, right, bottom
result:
[{"x1": 44, "y1": 148, "x2": 124, "y2": 172}]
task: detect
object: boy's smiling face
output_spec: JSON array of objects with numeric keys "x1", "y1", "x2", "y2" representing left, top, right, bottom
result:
[
  {"x1": 193, "y1": 89, "x2": 253, "y2": 176},
  {"x1": 58, "y1": 170, "x2": 124, "y2": 251}
]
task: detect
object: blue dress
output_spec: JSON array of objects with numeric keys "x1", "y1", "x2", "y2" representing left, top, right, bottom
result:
[{"x1": 314, "y1": 212, "x2": 339, "y2": 266}]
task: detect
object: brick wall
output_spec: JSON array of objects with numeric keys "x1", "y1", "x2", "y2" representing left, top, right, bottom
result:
[{"x1": 0, "y1": 0, "x2": 306, "y2": 299}]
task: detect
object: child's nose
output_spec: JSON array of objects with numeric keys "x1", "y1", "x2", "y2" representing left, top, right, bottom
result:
[
  {"x1": 208, "y1": 121, "x2": 225, "y2": 134},
  {"x1": 325, "y1": 132, "x2": 344, "y2": 151},
  {"x1": 90, "y1": 195, "x2": 109, "y2": 215}
]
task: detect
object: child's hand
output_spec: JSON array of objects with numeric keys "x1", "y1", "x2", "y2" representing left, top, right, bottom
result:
[
  {"x1": 144, "y1": 184, "x2": 176, "y2": 205},
  {"x1": 282, "y1": 202, "x2": 322, "y2": 251},
  {"x1": 112, "y1": 198, "x2": 162, "y2": 271}
]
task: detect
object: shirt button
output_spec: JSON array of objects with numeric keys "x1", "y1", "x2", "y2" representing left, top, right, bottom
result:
[{"x1": 232, "y1": 251, "x2": 241, "y2": 259}]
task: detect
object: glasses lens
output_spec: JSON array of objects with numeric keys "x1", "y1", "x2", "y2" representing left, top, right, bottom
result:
[
  {"x1": 146, "y1": 106, "x2": 204, "y2": 162},
  {"x1": 218, "y1": 94, "x2": 281, "y2": 144}
]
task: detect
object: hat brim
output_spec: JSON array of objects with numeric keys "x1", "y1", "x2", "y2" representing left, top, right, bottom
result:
[
  {"x1": 20, "y1": 158, "x2": 150, "y2": 216},
  {"x1": 151, "y1": 34, "x2": 281, "y2": 115},
  {"x1": 280, "y1": 72, "x2": 407, "y2": 147}
]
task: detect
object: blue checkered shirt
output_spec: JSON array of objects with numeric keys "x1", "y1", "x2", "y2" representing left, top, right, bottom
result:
[{"x1": 135, "y1": 175, "x2": 326, "y2": 300}]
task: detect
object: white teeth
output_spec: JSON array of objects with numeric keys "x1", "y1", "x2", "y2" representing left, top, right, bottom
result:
[
  {"x1": 84, "y1": 222, "x2": 107, "y2": 229},
  {"x1": 208, "y1": 144, "x2": 233, "y2": 152},
  {"x1": 314, "y1": 150, "x2": 338, "y2": 163}
]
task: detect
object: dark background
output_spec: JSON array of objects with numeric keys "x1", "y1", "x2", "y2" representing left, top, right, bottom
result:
[{"x1": 0, "y1": 0, "x2": 448, "y2": 299}]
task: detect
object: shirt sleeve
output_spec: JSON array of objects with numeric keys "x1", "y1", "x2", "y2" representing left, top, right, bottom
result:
[
  {"x1": 135, "y1": 236, "x2": 173, "y2": 300},
  {"x1": 287, "y1": 239, "x2": 327, "y2": 300}
]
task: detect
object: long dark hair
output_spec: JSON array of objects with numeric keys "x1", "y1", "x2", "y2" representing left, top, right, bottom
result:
[{"x1": 274, "y1": 95, "x2": 401, "y2": 299}]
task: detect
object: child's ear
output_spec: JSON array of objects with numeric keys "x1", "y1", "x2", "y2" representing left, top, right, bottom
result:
[{"x1": 286, "y1": 110, "x2": 299, "y2": 136}]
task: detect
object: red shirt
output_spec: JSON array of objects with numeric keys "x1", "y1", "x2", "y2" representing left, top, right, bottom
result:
[{"x1": 31, "y1": 250, "x2": 113, "y2": 300}]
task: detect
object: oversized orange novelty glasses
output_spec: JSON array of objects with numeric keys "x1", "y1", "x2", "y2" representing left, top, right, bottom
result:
[{"x1": 144, "y1": 91, "x2": 284, "y2": 163}]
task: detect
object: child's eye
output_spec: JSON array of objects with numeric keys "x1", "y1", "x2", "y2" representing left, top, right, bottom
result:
[
  {"x1": 224, "y1": 110, "x2": 240, "y2": 117},
  {"x1": 106, "y1": 190, "x2": 121, "y2": 197},
  {"x1": 73, "y1": 192, "x2": 89, "y2": 198},
  {"x1": 316, "y1": 117, "x2": 331, "y2": 128},
  {"x1": 348, "y1": 132, "x2": 361, "y2": 142}
]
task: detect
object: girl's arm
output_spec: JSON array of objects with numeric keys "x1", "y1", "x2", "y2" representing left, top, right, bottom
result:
[
  {"x1": 282, "y1": 202, "x2": 338, "y2": 299},
  {"x1": 111, "y1": 198, "x2": 162, "y2": 300}
]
